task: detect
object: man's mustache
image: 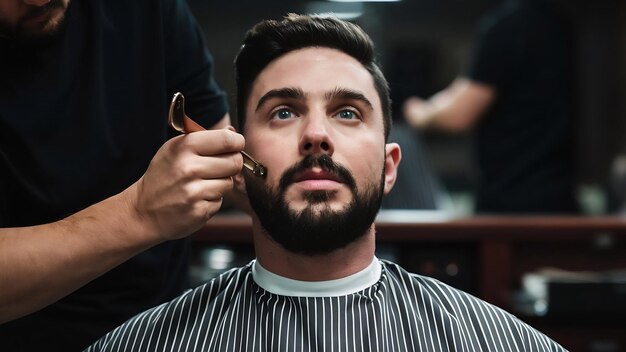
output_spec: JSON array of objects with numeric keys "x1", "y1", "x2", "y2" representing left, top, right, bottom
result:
[{"x1": 278, "y1": 155, "x2": 356, "y2": 192}]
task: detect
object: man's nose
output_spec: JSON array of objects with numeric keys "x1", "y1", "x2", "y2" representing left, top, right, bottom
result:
[{"x1": 299, "y1": 113, "x2": 334, "y2": 156}]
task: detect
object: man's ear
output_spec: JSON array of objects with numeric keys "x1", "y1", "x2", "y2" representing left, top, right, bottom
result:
[{"x1": 383, "y1": 143, "x2": 401, "y2": 195}]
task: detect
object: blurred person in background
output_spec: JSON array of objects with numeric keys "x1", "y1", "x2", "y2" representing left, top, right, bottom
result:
[
  {"x1": 403, "y1": 0, "x2": 580, "y2": 214},
  {"x1": 0, "y1": 0, "x2": 242, "y2": 349}
]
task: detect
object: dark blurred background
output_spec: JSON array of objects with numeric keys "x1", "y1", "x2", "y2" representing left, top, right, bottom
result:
[{"x1": 188, "y1": 0, "x2": 626, "y2": 216}]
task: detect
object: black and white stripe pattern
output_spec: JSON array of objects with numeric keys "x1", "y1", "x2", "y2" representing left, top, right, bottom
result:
[{"x1": 85, "y1": 260, "x2": 567, "y2": 351}]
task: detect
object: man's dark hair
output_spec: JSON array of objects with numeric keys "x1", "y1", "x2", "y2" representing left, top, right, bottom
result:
[{"x1": 234, "y1": 14, "x2": 392, "y2": 140}]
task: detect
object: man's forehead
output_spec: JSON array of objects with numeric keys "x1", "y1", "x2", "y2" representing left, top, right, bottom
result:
[{"x1": 249, "y1": 47, "x2": 379, "y2": 106}]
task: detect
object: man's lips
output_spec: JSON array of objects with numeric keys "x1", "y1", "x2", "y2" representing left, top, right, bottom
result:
[
  {"x1": 293, "y1": 169, "x2": 342, "y2": 182},
  {"x1": 292, "y1": 169, "x2": 343, "y2": 190}
]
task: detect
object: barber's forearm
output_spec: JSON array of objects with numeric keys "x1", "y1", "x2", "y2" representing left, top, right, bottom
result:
[
  {"x1": 405, "y1": 78, "x2": 494, "y2": 133},
  {"x1": 404, "y1": 94, "x2": 455, "y2": 130},
  {"x1": 0, "y1": 128, "x2": 245, "y2": 323},
  {"x1": 428, "y1": 91, "x2": 470, "y2": 132},
  {"x1": 434, "y1": 78, "x2": 496, "y2": 132},
  {"x1": 0, "y1": 186, "x2": 160, "y2": 324}
]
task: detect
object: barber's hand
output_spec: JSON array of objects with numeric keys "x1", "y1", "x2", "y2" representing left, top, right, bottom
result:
[
  {"x1": 126, "y1": 129, "x2": 244, "y2": 242},
  {"x1": 403, "y1": 96, "x2": 432, "y2": 128}
]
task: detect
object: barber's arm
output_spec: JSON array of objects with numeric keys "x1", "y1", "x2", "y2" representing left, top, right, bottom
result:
[
  {"x1": 0, "y1": 129, "x2": 244, "y2": 324},
  {"x1": 403, "y1": 77, "x2": 496, "y2": 132}
]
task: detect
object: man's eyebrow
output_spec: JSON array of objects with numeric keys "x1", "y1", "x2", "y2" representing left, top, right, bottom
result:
[
  {"x1": 255, "y1": 87, "x2": 305, "y2": 112},
  {"x1": 325, "y1": 87, "x2": 374, "y2": 110}
]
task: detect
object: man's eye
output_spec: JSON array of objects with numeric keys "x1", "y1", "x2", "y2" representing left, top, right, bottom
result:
[
  {"x1": 336, "y1": 109, "x2": 358, "y2": 120},
  {"x1": 271, "y1": 109, "x2": 293, "y2": 120}
]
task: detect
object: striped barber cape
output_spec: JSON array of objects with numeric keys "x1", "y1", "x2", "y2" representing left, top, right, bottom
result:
[{"x1": 85, "y1": 259, "x2": 567, "y2": 352}]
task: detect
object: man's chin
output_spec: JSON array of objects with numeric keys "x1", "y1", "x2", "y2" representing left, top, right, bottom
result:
[{"x1": 289, "y1": 200, "x2": 347, "y2": 218}]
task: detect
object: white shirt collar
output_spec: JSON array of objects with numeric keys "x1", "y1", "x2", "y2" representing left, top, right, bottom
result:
[{"x1": 252, "y1": 257, "x2": 382, "y2": 297}]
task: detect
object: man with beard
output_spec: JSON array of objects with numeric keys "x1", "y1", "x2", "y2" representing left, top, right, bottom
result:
[
  {"x1": 0, "y1": 0, "x2": 244, "y2": 350},
  {"x1": 85, "y1": 14, "x2": 567, "y2": 352}
]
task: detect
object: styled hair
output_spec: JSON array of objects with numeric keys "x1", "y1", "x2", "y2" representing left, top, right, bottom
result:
[{"x1": 234, "y1": 14, "x2": 392, "y2": 140}]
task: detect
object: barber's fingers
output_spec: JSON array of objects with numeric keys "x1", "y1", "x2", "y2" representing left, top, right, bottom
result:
[
  {"x1": 184, "y1": 177, "x2": 233, "y2": 221},
  {"x1": 132, "y1": 175, "x2": 233, "y2": 241},
  {"x1": 184, "y1": 177, "x2": 234, "y2": 202},
  {"x1": 166, "y1": 129, "x2": 244, "y2": 178},
  {"x1": 180, "y1": 129, "x2": 245, "y2": 156},
  {"x1": 174, "y1": 151, "x2": 243, "y2": 180}
]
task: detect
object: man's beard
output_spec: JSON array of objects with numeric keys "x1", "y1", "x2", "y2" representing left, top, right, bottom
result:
[
  {"x1": 245, "y1": 154, "x2": 385, "y2": 256},
  {"x1": 0, "y1": 0, "x2": 67, "y2": 44}
]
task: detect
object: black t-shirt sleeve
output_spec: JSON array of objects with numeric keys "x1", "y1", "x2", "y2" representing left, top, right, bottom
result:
[
  {"x1": 466, "y1": 9, "x2": 519, "y2": 90},
  {"x1": 162, "y1": 0, "x2": 228, "y2": 128}
]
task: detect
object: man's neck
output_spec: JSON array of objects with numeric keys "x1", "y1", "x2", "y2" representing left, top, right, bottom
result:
[{"x1": 253, "y1": 223, "x2": 377, "y2": 281}]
